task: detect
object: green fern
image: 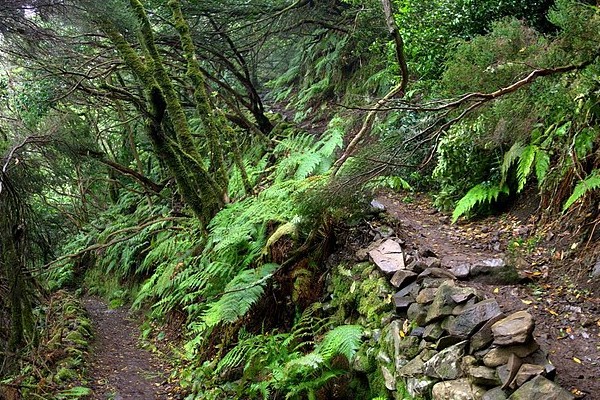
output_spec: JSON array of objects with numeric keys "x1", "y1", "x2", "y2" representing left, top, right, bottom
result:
[
  {"x1": 452, "y1": 182, "x2": 509, "y2": 222},
  {"x1": 563, "y1": 170, "x2": 600, "y2": 211},
  {"x1": 316, "y1": 325, "x2": 363, "y2": 361}
]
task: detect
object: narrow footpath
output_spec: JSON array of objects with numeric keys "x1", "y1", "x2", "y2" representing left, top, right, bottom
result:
[{"x1": 83, "y1": 297, "x2": 175, "y2": 400}]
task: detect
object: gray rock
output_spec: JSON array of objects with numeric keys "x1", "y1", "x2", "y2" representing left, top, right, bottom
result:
[
  {"x1": 424, "y1": 257, "x2": 441, "y2": 269},
  {"x1": 452, "y1": 298, "x2": 477, "y2": 316},
  {"x1": 470, "y1": 258, "x2": 506, "y2": 275},
  {"x1": 393, "y1": 293, "x2": 414, "y2": 312},
  {"x1": 425, "y1": 281, "x2": 460, "y2": 323},
  {"x1": 416, "y1": 288, "x2": 438, "y2": 304},
  {"x1": 390, "y1": 269, "x2": 417, "y2": 288},
  {"x1": 470, "y1": 314, "x2": 506, "y2": 353},
  {"x1": 406, "y1": 376, "x2": 436, "y2": 398},
  {"x1": 449, "y1": 299, "x2": 503, "y2": 339},
  {"x1": 483, "y1": 341, "x2": 539, "y2": 368},
  {"x1": 369, "y1": 239, "x2": 405, "y2": 275},
  {"x1": 446, "y1": 261, "x2": 471, "y2": 279},
  {"x1": 514, "y1": 363, "x2": 545, "y2": 387},
  {"x1": 508, "y1": 375, "x2": 574, "y2": 400},
  {"x1": 370, "y1": 199, "x2": 386, "y2": 213},
  {"x1": 396, "y1": 281, "x2": 421, "y2": 298},
  {"x1": 469, "y1": 365, "x2": 502, "y2": 387},
  {"x1": 492, "y1": 311, "x2": 534, "y2": 345},
  {"x1": 408, "y1": 302, "x2": 428, "y2": 326},
  {"x1": 423, "y1": 323, "x2": 444, "y2": 342},
  {"x1": 397, "y1": 349, "x2": 436, "y2": 377},
  {"x1": 410, "y1": 326, "x2": 425, "y2": 338},
  {"x1": 482, "y1": 387, "x2": 508, "y2": 400},
  {"x1": 422, "y1": 277, "x2": 453, "y2": 288},
  {"x1": 424, "y1": 341, "x2": 467, "y2": 379},
  {"x1": 431, "y1": 378, "x2": 487, "y2": 400},
  {"x1": 451, "y1": 288, "x2": 479, "y2": 304}
]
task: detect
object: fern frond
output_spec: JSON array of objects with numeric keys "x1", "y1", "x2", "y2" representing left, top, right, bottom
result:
[
  {"x1": 516, "y1": 144, "x2": 536, "y2": 192},
  {"x1": 316, "y1": 325, "x2": 363, "y2": 362},
  {"x1": 452, "y1": 182, "x2": 509, "y2": 222},
  {"x1": 500, "y1": 141, "x2": 524, "y2": 185},
  {"x1": 534, "y1": 148, "x2": 550, "y2": 186},
  {"x1": 563, "y1": 170, "x2": 600, "y2": 211}
]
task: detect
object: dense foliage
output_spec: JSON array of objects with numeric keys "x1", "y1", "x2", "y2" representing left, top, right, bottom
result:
[{"x1": 0, "y1": 0, "x2": 598, "y2": 398}]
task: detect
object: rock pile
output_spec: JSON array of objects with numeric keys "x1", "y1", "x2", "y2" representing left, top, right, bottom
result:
[{"x1": 359, "y1": 238, "x2": 574, "y2": 400}]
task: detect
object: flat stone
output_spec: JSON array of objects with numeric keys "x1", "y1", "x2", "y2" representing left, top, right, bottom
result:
[
  {"x1": 502, "y1": 353, "x2": 523, "y2": 390},
  {"x1": 356, "y1": 239, "x2": 385, "y2": 261},
  {"x1": 369, "y1": 239, "x2": 405, "y2": 275},
  {"x1": 508, "y1": 375, "x2": 574, "y2": 400},
  {"x1": 390, "y1": 269, "x2": 417, "y2": 288},
  {"x1": 416, "y1": 288, "x2": 438, "y2": 304},
  {"x1": 431, "y1": 378, "x2": 487, "y2": 400},
  {"x1": 492, "y1": 311, "x2": 534, "y2": 345},
  {"x1": 449, "y1": 299, "x2": 503, "y2": 339},
  {"x1": 408, "y1": 302, "x2": 428, "y2": 326},
  {"x1": 451, "y1": 288, "x2": 479, "y2": 304},
  {"x1": 514, "y1": 363, "x2": 545, "y2": 387},
  {"x1": 469, "y1": 365, "x2": 502, "y2": 386},
  {"x1": 393, "y1": 293, "x2": 414, "y2": 312},
  {"x1": 482, "y1": 387, "x2": 508, "y2": 400},
  {"x1": 418, "y1": 267, "x2": 456, "y2": 281},
  {"x1": 424, "y1": 341, "x2": 466, "y2": 379},
  {"x1": 424, "y1": 257, "x2": 441, "y2": 268},
  {"x1": 483, "y1": 341, "x2": 539, "y2": 367},
  {"x1": 471, "y1": 258, "x2": 506, "y2": 275},
  {"x1": 470, "y1": 314, "x2": 506, "y2": 353}
]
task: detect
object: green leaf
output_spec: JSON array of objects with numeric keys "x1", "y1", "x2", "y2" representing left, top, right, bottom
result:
[
  {"x1": 516, "y1": 145, "x2": 536, "y2": 192},
  {"x1": 563, "y1": 170, "x2": 600, "y2": 211}
]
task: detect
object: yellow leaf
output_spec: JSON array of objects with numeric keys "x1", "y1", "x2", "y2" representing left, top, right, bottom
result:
[
  {"x1": 493, "y1": 287, "x2": 499, "y2": 294},
  {"x1": 521, "y1": 300, "x2": 533, "y2": 305},
  {"x1": 573, "y1": 357, "x2": 582, "y2": 364}
]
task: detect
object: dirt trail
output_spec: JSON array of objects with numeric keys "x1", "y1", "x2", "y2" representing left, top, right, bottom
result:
[
  {"x1": 83, "y1": 297, "x2": 175, "y2": 400},
  {"x1": 378, "y1": 193, "x2": 600, "y2": 399}
]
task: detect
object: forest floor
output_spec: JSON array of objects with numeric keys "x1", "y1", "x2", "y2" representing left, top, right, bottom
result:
[
  {"x1": 377, "y1": 192, "x2": 600, "y2": 399},
  {"x1": 82, "y1": 297, "x2": 177, "y2": 400}
]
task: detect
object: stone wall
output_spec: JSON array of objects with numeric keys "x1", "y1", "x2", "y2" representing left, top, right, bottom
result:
[{"x1": 334, "y1": 238, "x2": 575, "y2": 400}]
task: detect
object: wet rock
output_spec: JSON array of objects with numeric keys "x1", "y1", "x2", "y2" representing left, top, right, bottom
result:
[
  {"x1": 482, "y1": 387, "x2": 508, "y2": 400},
  {"x1": 406, "y1": 376, "x2": 436, "y2": 398},
  {"x1": 416, "y1": 288, "x2": 437, "y2": 304},
  {"x1": 483, "y1": 341, "x2": 539, "y2": 367},
  {"x1": 390, "y1": 269, "x2": 417, "y2": 288},
  {"x1": 492, "y1": 311, "x2": 534, "y2": 345},
  {"x1": 424, "y1": 341, "x2": 467, "y2": 379},
  {"x1": 470, "y1": 258, "x2": 506, "y2": 275},
  {"x1": 448, "y1": 299, "x2": 503, "y2": 339},
  {"x1": 469, "y1": 365, "x2": 502, "y2": 387},
  {"x1": 408, "y1": 302, "x2": 428, "y2": 326},
  {"x1": 431, "y1": 378, "x2": 487, "y2": 400},
  {"x1": 508, "y1": 375, "x2": 574, "y2": 400},
  {"x1": 369, "y1": 239, "x2": 405, "y2": 275},
  {"x1": 470, "y1": 314, "x2": 506, "y2": 353},
  {"x1": 514, "y1": 363, "x2": 545, "y2": 387}
]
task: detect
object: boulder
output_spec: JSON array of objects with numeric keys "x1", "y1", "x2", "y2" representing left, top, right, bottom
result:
[
  {"x1": 423, "y1": 341, "x2": 467, "y2": 379},
  {"x1": 448, "y1": 299, "x2": 503, "y2": 339},
  {"x1": 508, "y1": 375, "x2": 574, "y2": 400},
  {"x1": 369, "y1": 239, "x2": 405, "y2": 275},
  {"x1": 492, "y1": 311, "x2": 534, "y2": 345},
  {"x1": 431, "y1": 378, "x2": 487, "y2": 400},
  {"x1": 470, "y1": 258, "x2": 506, "y2": 276},
  {"x1": 425, "y1": 281, "x2": 460, "y2": 323}
]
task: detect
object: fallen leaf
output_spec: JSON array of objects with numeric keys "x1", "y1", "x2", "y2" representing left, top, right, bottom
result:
[
  {"x1": 521, "y1": 300, "x2": 533, "y2": 305},
  {"x1": 573, "y1": 357, "x2": 582, "y2": 364},
  {"x1": 493, "y1": 287, "x2": 499, "y2": 294}
]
